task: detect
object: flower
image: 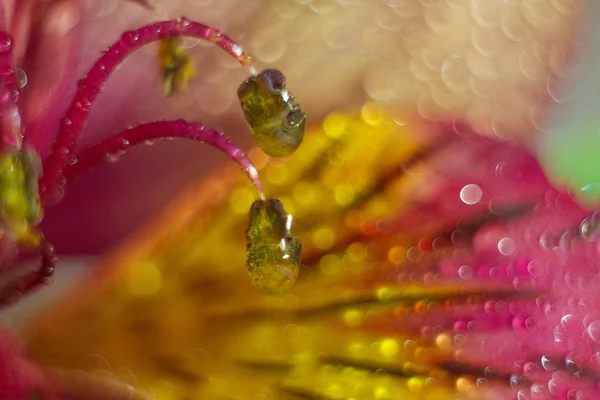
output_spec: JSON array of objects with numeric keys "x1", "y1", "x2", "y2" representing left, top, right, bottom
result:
[
  {"x1": 13, "y1": 106, "x2": 600, "y2": 400},
  {"x1": 0, "y1": 2, "x2": 596, "y2": 400}
]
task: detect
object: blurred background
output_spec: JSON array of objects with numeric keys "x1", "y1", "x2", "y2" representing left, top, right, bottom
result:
[{"x1": 4, "y1": 1, "x2": 600, "y2": 399}]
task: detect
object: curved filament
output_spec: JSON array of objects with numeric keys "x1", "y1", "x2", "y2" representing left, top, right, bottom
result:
[
  {"x1": 40, "y1": 17, "x2": 257, "y2": 201},
  {"x1": 0, "y1": 238, "x2": 56, "y2": 305},
  {"x1": 60, "y1": 120, "x2": 265, "y2": 199}
]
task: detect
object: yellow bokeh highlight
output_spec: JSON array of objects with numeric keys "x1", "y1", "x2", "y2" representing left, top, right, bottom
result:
[
  {"x1": 435, "y1": 333, "x2": 453, "y2": 352},
  {"x1": 377, "y1": 287, "x2": 393, "y2": 302},
  {"x1": 312, "y1": 227, "x2": 335, "y2": 250},
  {"x1": 126, "y1": 260, "x2": 162, "y2": 297},
  {"x1": 387, "y1": 246, "x2": 406, "y2": 265},
  {"x1": 456, "y1": 376, "x2": 476, "y2": 392},
  {"x1": 334, "y1": 184, "x2": 355, "y2": 206},
  {"x1": 379, "y1": 338, "x2": 399, "y2": 358},
  {"x1": 343, "y1": 309, "x2": 364, "y2": 327},
  {"x1": 229, "y1": 187, "x2": 255, "y2": 214},
  {"x1": 293, "y1": 181, "x2": 316, "y2": 205},
  {"x1": 323, "y1": 113, "x2": 348, "y2": 139},
  {"x1": 407, "y1": 377, "x2": 425, "y2": 392},
  {"x1": 361, "y1": 103, "x2": 383, "y2": 126},
  {"x1": 265, "y1": 164, "x2": 289, "y2": 185}
]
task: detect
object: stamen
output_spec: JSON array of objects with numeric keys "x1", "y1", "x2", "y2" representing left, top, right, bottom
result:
[
  {"x1": 40, "y1": 18, "x2": 256, "y2": 201},
  {"x1": 238, "y1": 69, "x2": 306, "y2": 157},
  {"x1": 158, "y1": 37, "x2": 195, "y2": 96},
  {"x1": 60, "y1": 120, "x2": 265, "y2": 199}
]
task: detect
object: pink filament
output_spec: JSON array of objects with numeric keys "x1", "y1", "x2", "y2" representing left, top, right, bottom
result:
[
  {"x1": 60, "y1": 120, "x2": 264, "y2": 198},
  {"x1": 0, "y1": 30, "x2": 23, "y2": 151},
  {"x1": 40, "y1": 17, "x2": 255, "y2": 200},
  {"x1": 0, "y1": 239, "x2": 56, "y2": 305}
]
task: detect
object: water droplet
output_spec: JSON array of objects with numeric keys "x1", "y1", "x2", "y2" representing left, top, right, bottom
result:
[
  {"x1": 230, "y1": 148, "x2": 244, "y2": 158},
  {"x1": 144, "y1": 140, "x2": 155, "y2": 146},
  {"x1": 587, "y1": 321, "x2": 600, "y2": 342},
  {"x1": 541, "y1": 355, "x2": 558, "y2": 371},
  {"x1": 0, "y1": 32, "x2": 13, "y2": 53},
  {"x1": 62, "y1": 118, "x2": 72, "y2": 126},
  {"x1": 75, "y1": 97, "x2": 92, "y2": 112},
  {"x1": 105, "y1": 153, "x2": 121, "y2": 163},
  {"x1": 67, "y1": 155, "x2": 77, "y2": 166},
  {"x1": 121, "y1": 139, "x2": 130, "y2": 147},
  {"x1": 121, "y1": 30, "x2": 140, "y2": 47},
  {"x1": 15, "y1": 68, "x2": 27, "y2": 89},
  {"x1": 176, "y1": 17, "x2": 191, "y2": 29},
  {"x1": 208, "y1": 29, "x2": 222, "y2": 42},
  {"x1": 498, "y1": 237, "x2": 515, "y2": 255},
  {"x1": 458, "y1": 265, "x2": 473, "y2": 280},
  {"x1": 460, "y1": 184, "x2": 483, "y2": 205},
  {"x1": 580, "y1": 212, "x2": 600, "y2": 242}
]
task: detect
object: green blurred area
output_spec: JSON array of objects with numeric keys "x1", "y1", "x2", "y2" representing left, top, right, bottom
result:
[
  {"x1": 540, "y1": 119, "x2": 600, "y2": 206},
  {"x1": 537, "y1": 3, "x2": 600, "y2": 207}
]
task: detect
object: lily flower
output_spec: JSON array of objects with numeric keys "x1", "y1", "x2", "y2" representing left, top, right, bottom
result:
[
  {"x1": 20, "y1": 107, "x2": 600, "y2": 400},
  {"x1": 0, "y1": 1, "x2": 596, "y2": 400}
]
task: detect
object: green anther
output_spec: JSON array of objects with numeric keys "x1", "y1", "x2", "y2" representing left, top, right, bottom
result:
[
  {"x1": 238, "y1": 69, "x2": 306, "y2": 157},
  {"x1": 0, "y1": 148, "x2": 42, "y2": 245},
  {"x1": 158, "y1": 37, "x2": 195, "y2": 96},
  {"x1": 246, "y1": 199, "x2": 302, "y2": 294}
]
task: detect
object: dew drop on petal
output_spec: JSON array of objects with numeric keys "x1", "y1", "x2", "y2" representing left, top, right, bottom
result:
[
  {"x1": 15, "y1": 68, "x2": 27, "y2": 89},
  {"x1": 458, "y1": 265, "x2": 473, "y2": 280},
  {"x1": 580, "y1": 212, "x2": 600, "y2": 242},
  {"x1": 105, "y1": 152, "x2": 123, "y2": 163},
  {"x1": 460, "y1": 184, "x2": 482, "y2": 205},
  {"x1": 587, "y1": 321, "x2": 600, "y2": 342},
  {"x1": 0, "y1": 32, "x2": 12, "y2": 53},
  {"x1": 498, "y1": 237, "x2": 515, "y2": 256}
]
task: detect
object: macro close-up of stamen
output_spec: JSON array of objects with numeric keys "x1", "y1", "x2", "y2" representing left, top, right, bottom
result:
[{"x1": 1, "y1": 1, "x2": 600, "y2": 400}]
